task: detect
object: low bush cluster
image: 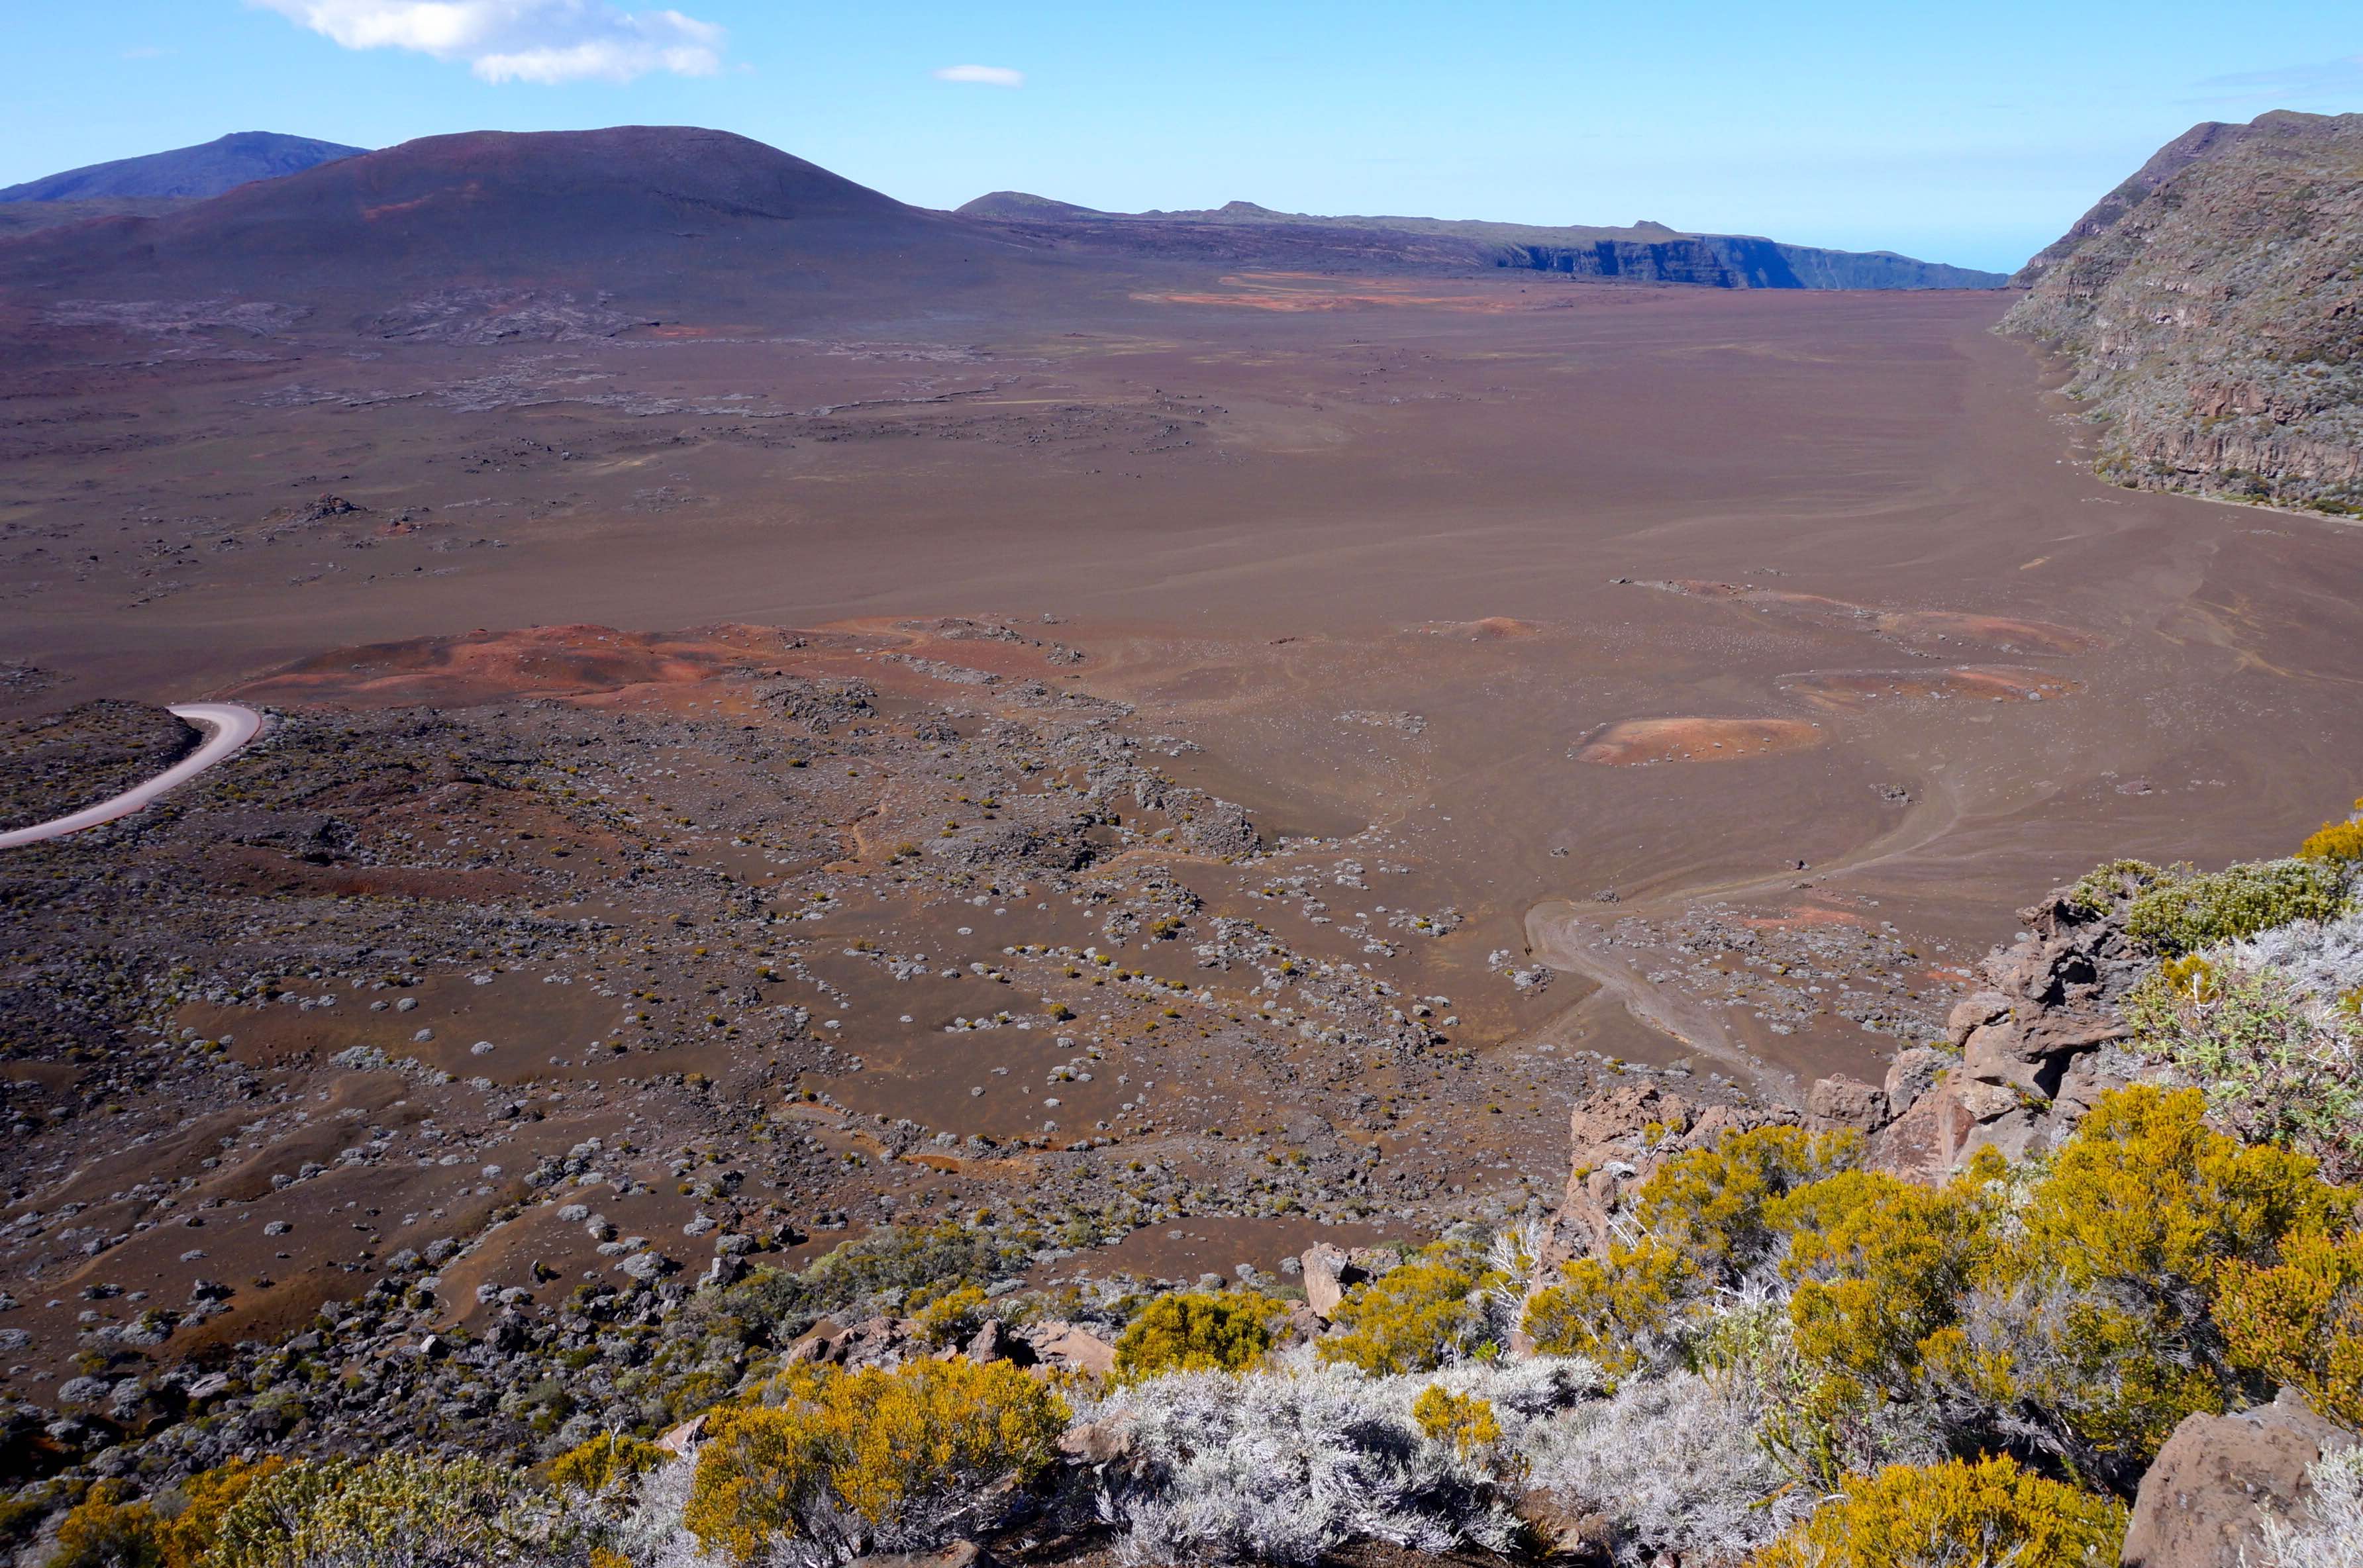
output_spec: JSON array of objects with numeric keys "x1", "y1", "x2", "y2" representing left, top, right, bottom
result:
[
  {"x1": 1083, "y1": 1356, "x2": 1595, "y2": 1566},
  {"x1": 681, "y1": 1359, "x2": 1066, "y2": 1566},
  {"x1": 2114, "y1": 856, "x2": 2354, "y2": 956},
  {"x1": 1749, "y1": 1454, "x2": 2126, "y2": 1568},
  {"x1": 1114, "y1": 1291, "x2": 1280, "y2": 1379}
]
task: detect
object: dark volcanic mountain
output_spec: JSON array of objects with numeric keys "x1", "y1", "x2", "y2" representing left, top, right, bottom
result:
[
  {"x1": 0, "y1": 130, "x2": 366, "y2": 203},
  {"x1": 956, "y1": 191, "x2": 2008, "y2": 290},
  {"x1": 0, "y1": 126, "x2": 1036, "y2": 329},
  {"x1": 2002, "y1": 110, "x2": 2363, "y2": 513}
]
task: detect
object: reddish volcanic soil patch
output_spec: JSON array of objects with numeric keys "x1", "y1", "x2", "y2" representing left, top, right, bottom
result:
[
  {"x1": 1781, "y1": 665, "x2": 2082, "y2": 708},
  {"x1": 1574, "y1": 716, "x2": 1827, "y2": 765},
  {"x1": 228, "y1": 624, "x2": 782, "y2": 707}
]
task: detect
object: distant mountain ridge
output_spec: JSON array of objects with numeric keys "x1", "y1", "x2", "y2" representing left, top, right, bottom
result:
[
  {"x1": 2002, "y1": 110, "x2": 2363, "y2": 513},
  {"x1": 957, "y1": 191, "x2": 2008, "y2": 291},
  {"x1": 0, "y1": 126, "x2": 1035, "y2": 330},
  {"x1": 0, "y1": 132, "x2": 366, "y2": 203}
]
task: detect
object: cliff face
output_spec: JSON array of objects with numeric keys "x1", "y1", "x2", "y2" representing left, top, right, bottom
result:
[
  {"x1": 2001, "y1": 111, "x2": 2363, "y2": 513},
  {"x1": 1497, "y1": 236, "x2": 2003, "y2": 290},
  {"x1": 957, "y1": 193, "x2": 2008, "y2": 291}
]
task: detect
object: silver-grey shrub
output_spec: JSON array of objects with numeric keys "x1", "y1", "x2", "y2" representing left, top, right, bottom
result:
[{"x1": 1083, "y1": 1355, "x2": 1598, "y2": 1565}]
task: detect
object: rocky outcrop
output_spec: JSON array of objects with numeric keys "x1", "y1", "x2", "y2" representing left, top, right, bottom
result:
[
  {"x1": 2003, "y1": 111, "x2": 2363, "y2": 513},
  {"x1": 2121, "y1": 1390, "x2": 2358, "y2": 1567},
  {"x1": 1784, "y1": 872, "x2": 2154, "y2": 1179},
  {"x1": 1546, "y1": 1081, "x2": 1797, "y2": 1259}
]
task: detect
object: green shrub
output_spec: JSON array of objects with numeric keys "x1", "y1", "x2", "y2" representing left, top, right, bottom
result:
[
  {"x1": 684, "y1": 1359, "x2": 1066, "y2": 1563},
  {"x1": 2122, "y1": 858, "x2": 2351, "y2": 955},
  {"x1": 1113, "y1": 1291, "x2": 1280, "y2": 1379},
  {"x1": 205, "y1": 1454, "x2": 532, "y2": 1568},
  {"x1": 2123, "y1": 964, "x2": 2363, "y2": 1181},
  {"x1": 1748, "y1": 1454, "x2": 2126, "y2": 1567}
]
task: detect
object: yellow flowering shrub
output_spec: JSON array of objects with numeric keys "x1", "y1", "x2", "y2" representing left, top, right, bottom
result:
[
  {"x1": 1113, "y1": 1290, "x2": 1280, "y2": 1379},
  {"x1": 48, "y1": 1482, "x2": 162, "y2": 1568},
  {"x1": 548, "y1": 1432, "x2": 670, "y2": 1495},
  {"x1": 161, "y1": 1460, "x2": 286, "y2": 1568},
  {"x1": 1317, "y1": 1255, "x2": 1479, "y2": 1375},
  {"x1": 1749, "y1": 1455, "x2": 2126, "y2": 1567},
  {"x1": 1636, "y1": 1125, "x2": 1861, "y2": 1279},
  {"x1": 914, "y1": 1284, "x2": 996, "y2": 1349},
  {"x1": 1927, "y1": 1087, "x2": 2345, "y2": 1481},
  {"x1": 2297, "y1": 800, "x2": 2363, "y2": 865},
  {"x1": 1411, "y1": 1386, "x2": 1503, "y2": 1458},
  {"x1": 683, "y1": 1359, "x2": 1066, "y2": 1563},
  {"x1": 1522, "y1": 1236, "x2": 1696, "y2": 1374},
  {"x1": 1780, "y1": 1168, "x2": 1995, "y2": 1398},
  {"x1": 2218, "y1": 1230, "x2": 2363, "y2": 1430}
]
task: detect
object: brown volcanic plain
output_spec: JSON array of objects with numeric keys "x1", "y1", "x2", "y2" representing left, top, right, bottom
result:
[{"x1": 3, "y1": 128, "x2": 2362, "y2": 1398}]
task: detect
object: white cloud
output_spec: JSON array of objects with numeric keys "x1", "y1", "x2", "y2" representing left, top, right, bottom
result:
[
  {"x1": 252, "y1": 0, "x2": 725, "y2": 84},
  {"x1": 932, "y1": 64, "x2": 1024, "y2": 87}
]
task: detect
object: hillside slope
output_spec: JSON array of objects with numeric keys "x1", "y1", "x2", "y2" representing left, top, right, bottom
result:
[
  {"x1": 0, "y1": 126, "x2": 1040, "y2": 326},
  {"x1": 0, "y1": 130, "x2": 365, "y2": 202},
  {"x1": 2001, "y1": 111, "x2": 2363, "y2": 512}
]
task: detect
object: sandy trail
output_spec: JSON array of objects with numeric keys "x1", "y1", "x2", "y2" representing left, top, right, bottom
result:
[
  {"x1": 1522, "y1": 779, "x2": 1973, "y2": 1097},
  {"x1": 0, "y1": 703, "x2": 264, "y2": 849}
]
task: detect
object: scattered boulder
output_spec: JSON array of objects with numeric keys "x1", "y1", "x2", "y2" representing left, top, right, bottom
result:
[
  {"x1": 1059, "y1": 1419, "x2": 1134, "y2": 1466},
  {"x1": 1806, "y1": 1075, "x2": 1889, "y2": 1134},
  {"x1": 1300, "y1": 1242, "x2": 1366, "y2": 1319},
  {"x1": 2121, "y1": 1389, "x2": 2358, "y2": 1567},
  {"x1": 1019, "y1": 1320, "x2": 1116, "y2": 1377},
  {"x1": 654, "y1": 1412, "x2": 706, "y2": 1455}
]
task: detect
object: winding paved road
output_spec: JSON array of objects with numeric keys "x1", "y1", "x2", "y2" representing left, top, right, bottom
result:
[{"x1": 0, "y1": 703, "x2": 264, "y2": 850}]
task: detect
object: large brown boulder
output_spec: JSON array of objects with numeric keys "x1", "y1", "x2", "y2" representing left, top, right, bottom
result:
[
  {"x1": 2121, "y1": 1390, "x2": 2358, "y2": 1566},
  {"x1": 1300, "y1": 1242, "x2": 1366, "y2": 1319}
]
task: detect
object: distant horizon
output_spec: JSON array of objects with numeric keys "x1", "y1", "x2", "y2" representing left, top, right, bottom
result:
[{"x1": 7, "y1": 0, "x2": 2360, "y2": 275}]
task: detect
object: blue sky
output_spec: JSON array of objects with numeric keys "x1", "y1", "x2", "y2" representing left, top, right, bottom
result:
[{"x1": 7, "y1": 1, "x2": 2359, "y2": 273}]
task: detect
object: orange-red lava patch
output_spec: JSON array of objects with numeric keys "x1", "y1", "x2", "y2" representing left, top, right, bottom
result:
[
  {"x1": 231, "y1": 623, "x2": 768, "y2": 707},
  {"x1": 1574, "y1": 716, "x2": 1826, "y2": 765},
  {"x1": 1782, "y1": 665, "x2": 2082, "y2": 709}
]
